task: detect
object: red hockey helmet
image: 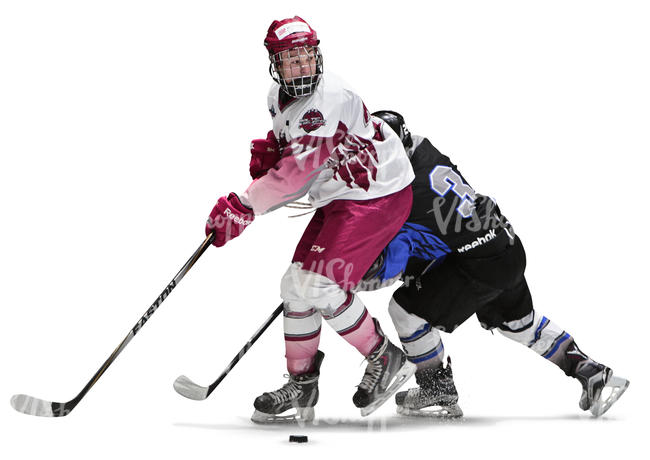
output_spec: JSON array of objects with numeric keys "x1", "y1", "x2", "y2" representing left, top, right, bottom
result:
[
  {"x1": 264, "y1": 16, "x2": 319, "y2": 54},
  {"x1": 264, "y1": 16, "x2": 323, "y2": 98}
]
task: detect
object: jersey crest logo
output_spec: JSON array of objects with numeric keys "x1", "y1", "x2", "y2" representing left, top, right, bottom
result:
[
  {"x1": 331, "y1": 135, "x2": 379, "y2": 191},
  {"x1": 299, "y1": 109, "x2": 326, "y2": 133}
]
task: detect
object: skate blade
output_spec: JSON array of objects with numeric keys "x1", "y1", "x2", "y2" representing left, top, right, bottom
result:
[
  {"x1": 360, "y1": 361, "x2": 416, "y2": 417},
  {"x1": 590, "y1": 376, "x2": 629, "y2": 417},
  {"x1": 250, "y1": 407, "x2": 315, "y2": 424},
  {"x1": 397, "y1": 403, "x2": 463, "y2": 418}
]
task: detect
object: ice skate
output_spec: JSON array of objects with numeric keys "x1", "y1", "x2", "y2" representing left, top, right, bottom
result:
[
  {"x1": 251, "y1": 350, "x2": 324, "y2": 424},
  {"x1": 573, "y1": 359, "x2": 629, "y2": 417},
  {"x1": 352, "y1": 321, "x2": 416, "y2": 417},
  {"x1": 395, "y1": 357, "x2": 463, "y2": 418}
]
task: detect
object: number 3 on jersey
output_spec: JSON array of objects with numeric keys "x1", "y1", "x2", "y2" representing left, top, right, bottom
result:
[{"x1": 429, "y1": 166, "x2": 476, "y2": 218}]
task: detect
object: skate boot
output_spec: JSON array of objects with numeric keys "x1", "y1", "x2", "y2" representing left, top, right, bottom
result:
[
  {"x1": 573, "y1": 359, "x2": 629, "y2": 417},
  {"x1": 395, "y1": 357, "x2": 463, "y2": 418},
  {"x1": 251, "y1": 350, "x2": 324, "y2": 424},
  {"x1": 564, "y1": 343, "x2": 629, "y2": 417},
  {"x1": 352, "y1": 320, "x2": 416, "y2": 416}
]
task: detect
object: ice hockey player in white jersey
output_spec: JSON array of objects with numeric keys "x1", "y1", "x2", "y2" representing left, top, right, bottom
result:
[
  {"x1": 204, "y1": 17, "x2": 416, "y2": 423},
  {"x1": 360, "y1": 110, "x2": 629, "y2": 418}
]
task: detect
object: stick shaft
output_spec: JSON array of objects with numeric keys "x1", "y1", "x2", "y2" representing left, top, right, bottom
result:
[
  {"x1": 206, "y1": 303, "x2": 284, "y2": 396},
  {"x1": 54, "y1": 233, "x2": 215, "y2": 415}
]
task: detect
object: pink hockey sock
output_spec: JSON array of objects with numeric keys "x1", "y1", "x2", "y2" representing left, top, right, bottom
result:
[
  {"x1": 285, "y1": 333, "x2": 321, "y2": 375},
  {"x1": 325, "y1": 294, "x2": 381, "y2": 357},
  {"x1": 339, "y1": 310, "x2": 382, "y2": 356}
]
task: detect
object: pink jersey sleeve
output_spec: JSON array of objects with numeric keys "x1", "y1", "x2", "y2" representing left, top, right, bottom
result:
[{"x1": 242, "y1": 122, "x2": 347, "y2": 214}]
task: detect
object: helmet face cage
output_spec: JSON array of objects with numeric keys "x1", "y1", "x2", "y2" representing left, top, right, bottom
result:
[{"x1": 269, "y1": 45, "x2": 323, "y2": 98}]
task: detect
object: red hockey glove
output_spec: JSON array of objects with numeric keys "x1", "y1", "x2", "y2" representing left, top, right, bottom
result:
[
  {"x1": 249, "y1": 130, "x2": 281, "y2": 179},
  {"x1": 205, "y1": 193, "x2": 255, "y2": 247}
]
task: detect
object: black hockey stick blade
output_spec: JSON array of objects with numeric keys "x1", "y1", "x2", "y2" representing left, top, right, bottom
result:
[
  {"x1": 174, "y1": 303, "x2": 283, "y2": 401},
  {"x1": 10, "y1": 233, "x2": 215, "y2": 417}
]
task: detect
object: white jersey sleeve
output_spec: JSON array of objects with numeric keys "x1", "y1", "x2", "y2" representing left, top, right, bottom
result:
[{"x1": 241, "y1": 72, "x2": 414, "y2": 215}]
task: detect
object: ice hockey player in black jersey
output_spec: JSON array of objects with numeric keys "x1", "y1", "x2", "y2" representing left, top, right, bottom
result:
[{"x1": 360, "y1": 110, "x2": 629, "y2": 418}]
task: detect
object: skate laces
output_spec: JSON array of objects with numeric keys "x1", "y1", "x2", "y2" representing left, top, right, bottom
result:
[
  {"x1": 269, "y1": 376, "x2": 302, "y2": 405},
  {"x1": 358, "y1": 362, "x2": 383, "y2": 392},
  {"x1": 357, "y1": 340, "x2": 389, "y2": 392}
]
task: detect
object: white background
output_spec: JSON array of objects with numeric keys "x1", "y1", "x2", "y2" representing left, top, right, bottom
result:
[{"x1": 1, "y1": 1, "x2": 648, "y2": 459}]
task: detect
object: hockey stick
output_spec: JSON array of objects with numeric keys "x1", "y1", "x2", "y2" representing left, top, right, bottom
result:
[
  {"x1": 173, "y1": 303, "x2": 284, "y2": 400},
  {"x1": 10, "y1": 233, "x2": 215, "y2": 417}
]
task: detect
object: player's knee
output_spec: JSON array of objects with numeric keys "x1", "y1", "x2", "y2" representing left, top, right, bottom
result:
[
  {"x1": 493, "y1": 310, "x2": 538, "y2": 345},
  {"x1": 476, "y1": 311, "x2": 501, "y2": 331},
  {"x1": 388, "y1": 297, "x2": 444, "y2": 363},
  {"x1": 388, "y1": 297, "x2": 416, "y2": 335},
  {"x1": 476, "y1": 289, "x2": 534, "y2": 332},
  {"x1": 280, "y1": 263, "x2": 347, "y2": 313},
  {"x1": 388, "y1": 297, "x2": 433, "y2": 338}
]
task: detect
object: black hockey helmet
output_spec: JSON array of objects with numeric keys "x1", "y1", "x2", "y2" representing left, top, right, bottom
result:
[{"x1": 372, "y1": 110, "x2": 413, "y2": 150}]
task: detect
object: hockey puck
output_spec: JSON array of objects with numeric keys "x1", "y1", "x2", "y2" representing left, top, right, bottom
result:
[{"x1": 289, "y1": 435, "x2": 308, "y2": 443}]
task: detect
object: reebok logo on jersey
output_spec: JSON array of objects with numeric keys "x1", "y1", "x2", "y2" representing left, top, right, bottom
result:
[
  {"x1": 456, "y1": 229, "x2": 497, "y2": 253},
  {"x1": 310, "y1": 245, "x2": 326, "y2": 253},
  {"x1": 299, "y1": 109, "x2": 326, "y2": 132},
  {"x1": 224, "y1": 208, "x2": 253, "y2": 226}
]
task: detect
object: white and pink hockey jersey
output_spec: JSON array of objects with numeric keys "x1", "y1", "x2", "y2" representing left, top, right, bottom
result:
[{"x1": 241, "y1": 72, "x2": 415, "y2": 214}]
